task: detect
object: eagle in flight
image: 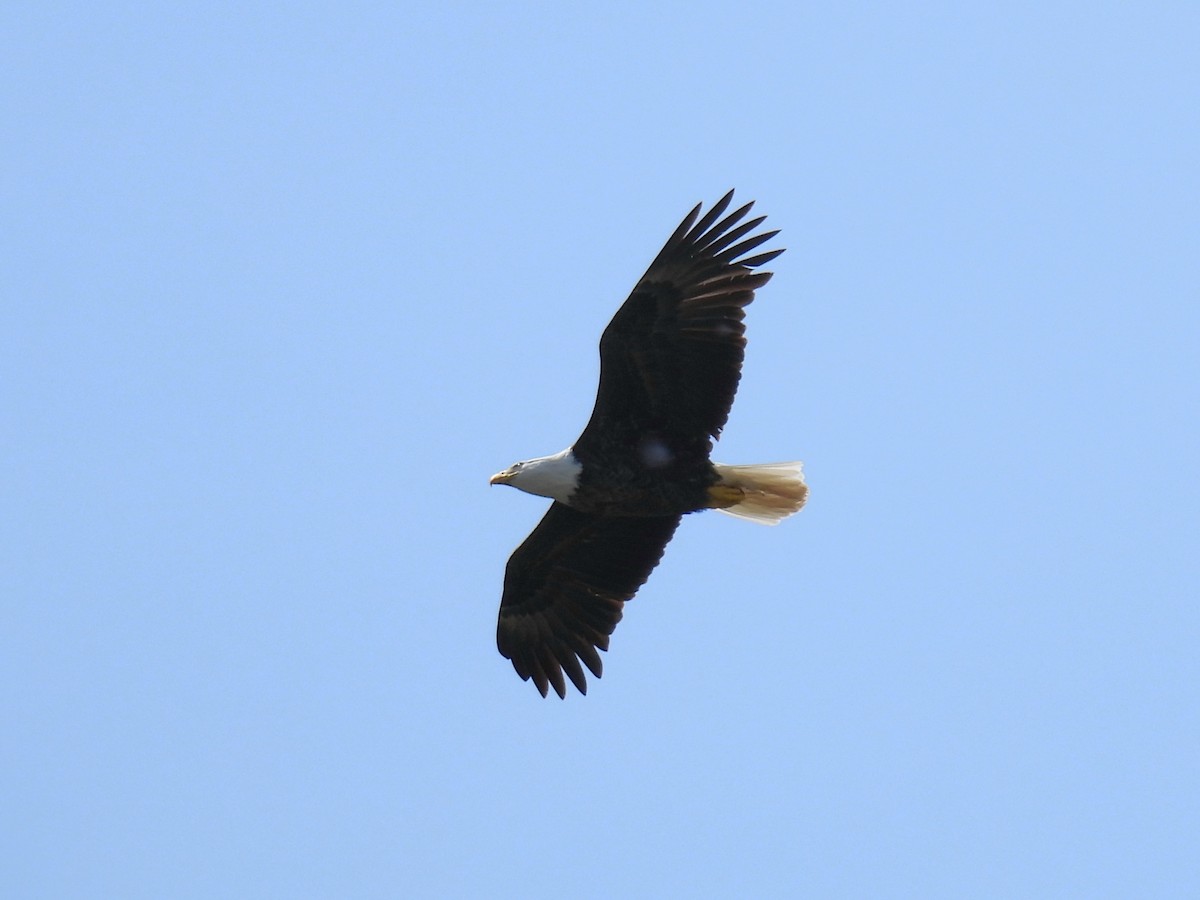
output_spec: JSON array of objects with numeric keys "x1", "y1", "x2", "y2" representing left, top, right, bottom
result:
[{"x1": 490, "y1": 191, "x2": 807, "y2": 697}]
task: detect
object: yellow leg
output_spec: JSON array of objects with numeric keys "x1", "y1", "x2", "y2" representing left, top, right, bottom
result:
[{"x1": 706, "y1": 483, "x2": 745, "y2": 509}]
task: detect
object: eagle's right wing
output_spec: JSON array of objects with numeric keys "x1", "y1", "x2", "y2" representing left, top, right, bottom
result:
[{"x1": 496, "y1": 502, "x2": 681, "y2": 698}]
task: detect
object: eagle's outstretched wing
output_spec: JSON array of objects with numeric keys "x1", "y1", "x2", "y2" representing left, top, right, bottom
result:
[
  {"x1": 497, "y1": 502, "x2": 681, "y2": 698},
  {"x1": 574, "y1": 190, "x2": 783, "y2": 464}
]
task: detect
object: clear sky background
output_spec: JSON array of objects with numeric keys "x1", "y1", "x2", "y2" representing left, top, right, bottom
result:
[{"x1": 4, "y1": 3, "x2": 1198, "y2": 897}]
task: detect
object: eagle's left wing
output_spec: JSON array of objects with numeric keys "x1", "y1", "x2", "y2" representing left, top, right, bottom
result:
[{"x1": 575, "y1": 190, "x2": 783, "y2": 461}]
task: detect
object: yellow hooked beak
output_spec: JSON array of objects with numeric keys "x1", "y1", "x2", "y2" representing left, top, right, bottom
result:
[{"x1": 489, "y1": 469, "x2": 514, "y2": 486}]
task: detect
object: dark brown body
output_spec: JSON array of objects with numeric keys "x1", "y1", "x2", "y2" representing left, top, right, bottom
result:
[{"x1": 569, "y1": 435, "x2": 721, "y2": 517}]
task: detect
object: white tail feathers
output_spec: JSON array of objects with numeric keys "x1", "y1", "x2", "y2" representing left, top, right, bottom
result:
[{"x1": 712, "y1": 461, "x2": 809, "y2": 525}]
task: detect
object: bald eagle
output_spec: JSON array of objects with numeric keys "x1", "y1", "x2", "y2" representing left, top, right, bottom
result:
[{"x1": 490, "y1": 191, "x2": 808, "y2": 698}]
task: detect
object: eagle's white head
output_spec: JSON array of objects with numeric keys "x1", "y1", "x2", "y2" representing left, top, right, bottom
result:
[{"x1": 489, "y1": 448, "x2": 582, "y2": 504}]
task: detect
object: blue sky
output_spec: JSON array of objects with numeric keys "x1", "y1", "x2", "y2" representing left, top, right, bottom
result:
[{"x1": 3, "y1": 3, "x2": 1198, "y2": 897}]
